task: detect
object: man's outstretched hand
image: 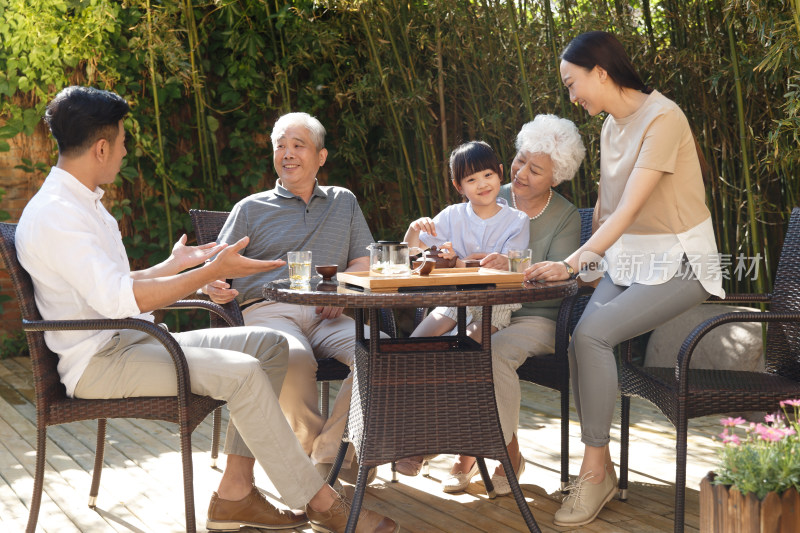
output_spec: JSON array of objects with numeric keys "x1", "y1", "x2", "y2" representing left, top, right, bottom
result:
[
  {"x1": 171, "y1": 234, "x2": 225, "y2": 271},
  {"x1": 202, "y1": 237, "x2": 285, "y2": 304}
]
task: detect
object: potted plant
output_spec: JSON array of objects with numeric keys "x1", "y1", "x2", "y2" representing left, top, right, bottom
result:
[{"x1": 700, "y1": 400, "x2": 800, "y2": 532}]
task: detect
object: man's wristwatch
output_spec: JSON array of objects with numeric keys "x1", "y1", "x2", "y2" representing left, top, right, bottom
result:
[{"x1": 561, "y1": 260, "x2": 578, "y2": 280}]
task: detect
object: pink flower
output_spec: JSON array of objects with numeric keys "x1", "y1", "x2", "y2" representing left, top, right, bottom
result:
[
  {"x1": 780, "y1": 399, "x2": 800, "y2": 407},
  {"x1": 756, "y1": 424, "x2": 789, "y2": 442},
  {"x1": 721, "y1": 430, "x2": 741, "y2": 445},
  {"x1": 765, "y1": 413, "x2": 784, "y2": 425},
  {"x1": 721, "y1": 416, "x2": 746, "y2": 427}
]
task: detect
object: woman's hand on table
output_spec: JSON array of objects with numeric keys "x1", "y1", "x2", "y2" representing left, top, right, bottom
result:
[
  {"x1": 316, "y1": 306, "x2": 344, "y2": 320},
  {"x1": 525, "y1": 260, "x2": 571, "y2": 282},
  {"x1": 478, "y1": 252, "x2": 509, "y2": 271}
]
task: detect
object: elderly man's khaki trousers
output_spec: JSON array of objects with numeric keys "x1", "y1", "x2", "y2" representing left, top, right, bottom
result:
[{"x1": 242, "y1": 301, "x2": 383, "y2": 466}]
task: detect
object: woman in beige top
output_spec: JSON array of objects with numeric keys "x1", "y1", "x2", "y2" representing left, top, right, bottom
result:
[{"x1": 528, "y1": 31, "x2": 724, "y2": 527}]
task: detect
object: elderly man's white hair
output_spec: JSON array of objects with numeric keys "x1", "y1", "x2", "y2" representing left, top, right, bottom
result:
[
  {"x1": 271, "y1": 112, "x2": 326, "y2": 151},
  {"x1": 515, "y1": 114, "x2": 585, "y2": 185}
]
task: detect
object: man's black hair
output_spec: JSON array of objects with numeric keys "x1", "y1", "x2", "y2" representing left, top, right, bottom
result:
[{"x1": 44, "y1": 86, "x2": 130, "y2": 157}]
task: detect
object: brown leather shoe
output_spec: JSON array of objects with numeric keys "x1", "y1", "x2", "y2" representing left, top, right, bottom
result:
[
  {"x1": 306, "y1": 492, "x2": 399, "y2": 533},
  {"x1": 207, "y1": 487, "x2": 307, "y2": 531}
]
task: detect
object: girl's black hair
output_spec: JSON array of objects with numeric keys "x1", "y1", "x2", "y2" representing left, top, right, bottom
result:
[
  {"x1": 561, "y1": 31, "x2": 652, "y2": 94},
  {"x1": 449, "y1": 141, "x2": 502, "y2": 187}
]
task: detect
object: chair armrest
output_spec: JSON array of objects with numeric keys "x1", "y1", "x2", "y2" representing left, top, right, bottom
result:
[
  {"x1": 707, "y1": 293, "x2": 771, "y2": 304},
  {"x1": 553, "y1": 285, "x2": 595, "y2": 356},
  {"x1": 554, "y1": 294, "x2": 579, "y2": 357},
  {"x1": 619, "y1": 293, "x2": 774, "y2": 366},
  {"x1": 22, "y1": 317, "x2": 194, "y2": 402},
  {"x1": 673, "y1": 311, "x2": 800, "y2": 394},
  {"x1": 413, "y1": 307, "x2": 429, "y2": 329},
  {"x1": 167, "y1": 299, "x2": 244, "y2": 327}
]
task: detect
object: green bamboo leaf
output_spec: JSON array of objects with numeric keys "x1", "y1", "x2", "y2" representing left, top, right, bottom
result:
[
  {"x1": 0, "y1": 141, "x2": 9, "y2": 152},
  {"x1": 206, "y1": 115, "x2": 219, "y2": 133}
]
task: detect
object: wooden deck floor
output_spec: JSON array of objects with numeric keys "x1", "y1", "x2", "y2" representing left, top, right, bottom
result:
[{"x1": 0, "y1": 355, "x2": 728, "y2": 533}]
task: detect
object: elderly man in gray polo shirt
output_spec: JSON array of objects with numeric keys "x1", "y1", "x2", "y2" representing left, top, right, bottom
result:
[{"x1": 204, "y1": 112, "x2": 376, "y2": 483}]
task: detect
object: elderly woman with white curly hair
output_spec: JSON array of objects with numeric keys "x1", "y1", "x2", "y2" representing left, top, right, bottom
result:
[{"x1": 439, "y1": 114, "x2": 586, "y2": 495}]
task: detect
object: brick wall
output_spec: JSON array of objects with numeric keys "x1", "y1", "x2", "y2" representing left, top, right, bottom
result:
[{"x1": 0, "y1": 123, "x2": 52, "y2": 335}]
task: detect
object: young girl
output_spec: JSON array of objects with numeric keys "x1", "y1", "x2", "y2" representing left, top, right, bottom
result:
[
  {"x1": 404, "y1": 140, "x2": 530, "y2": 344},
  {"x1": 528, "y1": 31, "x2": 725, "y2": 527},
  {"x1": 394, "y1": 141, "x2": 529, "y2": 478}
]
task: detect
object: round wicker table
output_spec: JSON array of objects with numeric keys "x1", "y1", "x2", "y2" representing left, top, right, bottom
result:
[{"x1": 264, "y1": 276, "x2": 577, "y2": 533}]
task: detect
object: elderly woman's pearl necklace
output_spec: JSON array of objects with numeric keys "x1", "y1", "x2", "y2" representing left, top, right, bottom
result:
[{"x1": 512, "y1": 188, "x2": 553, "y2": 221}]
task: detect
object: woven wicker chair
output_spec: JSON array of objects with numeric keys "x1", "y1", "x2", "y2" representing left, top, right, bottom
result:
[
  {"x1": 618, "y1": 206, "x2": 800, "y2": 533},
  {"x1": 0, "y1": 222, "x2": 237, "y2": 533},
  {"x1": 189, "y1": 209, "x2": 397, "y2": 418},
  {"x1": 516, "y1": 207, "x2": 594, "y2": 491}
]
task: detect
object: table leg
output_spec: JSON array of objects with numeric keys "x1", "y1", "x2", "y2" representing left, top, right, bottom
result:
[
  {"x1": 481, "y1": 306, "x2": 541, "y2": 532},
  {"x1": 344, "y1": 304, "x2": 542, "y2": 533},
  {"x1": 457, "y1": 305, "x2": 467, "y2": 337}
]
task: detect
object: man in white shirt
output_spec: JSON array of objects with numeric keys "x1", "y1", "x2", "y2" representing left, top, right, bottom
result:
[{"x1": 16, "y1": 86, "x2": 398, "y2": 533}]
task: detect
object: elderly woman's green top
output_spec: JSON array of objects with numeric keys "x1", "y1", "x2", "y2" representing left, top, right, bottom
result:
[{"x1": 499, "y1": 184, "x2": 581, "y2": 322}]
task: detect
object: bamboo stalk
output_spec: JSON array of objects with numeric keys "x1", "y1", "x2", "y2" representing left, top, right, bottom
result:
[
  {"x1": 794, "y1": 0, "x2": 800, "y2": 40},
  {"x1": 642, "y1": 0, "x2": 656, "y2": 51},
  {"x1": 145, "y1": 0, "x2": 173, "y2": 245},
  {"x1": 181, "y1": 0, "x2": 214, "y2": 189},
  {"x1": 375, "y1": 1, "x2": 439, "y2": 213},
  {"x1": 358, "y1": 7, "x2": 425, "y2": 216},
  {"x1": 505, "y1": 0, "x2": 534, "y2": 121},
  {"x1": 435, "y1": 11, "x2": 450, "y2": 204},
  {"x1": 272, "y1": 0, "x2": 292, "y2": 111},
  {"x1": 726, "y1": 15, "x2": 765, "y2": 296}
]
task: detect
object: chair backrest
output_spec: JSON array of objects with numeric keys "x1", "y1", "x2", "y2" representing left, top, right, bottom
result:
[
  {"x1": 0, "y1": 222, "x2": 69, "y2": 407},
  {"x1": 578, "y1": 207, "x2": 593, "y2": 247},
  {"x1": 765, "y1": 207, "x2": 800, "y2": 378},
  {"x1": 567, "y1": 208, "x2": 595, "y2": 332},
  {"x1": 190, "y1": 209, "x2": 231, "y2": 246}
]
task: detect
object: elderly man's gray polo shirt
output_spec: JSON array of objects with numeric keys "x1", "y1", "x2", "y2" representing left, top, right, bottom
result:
[{"x1": 217, "y1": 181, "x2": 374, "y2": 302}]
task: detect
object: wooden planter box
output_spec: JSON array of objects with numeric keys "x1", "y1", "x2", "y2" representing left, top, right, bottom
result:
[{"x1": 700, "y1": 472, "x2": 800, "y2": 532}]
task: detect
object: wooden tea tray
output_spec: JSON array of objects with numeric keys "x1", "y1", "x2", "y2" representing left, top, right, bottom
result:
[{"x1": 337, "y1": 267, "x2": 524, "y2": 293}]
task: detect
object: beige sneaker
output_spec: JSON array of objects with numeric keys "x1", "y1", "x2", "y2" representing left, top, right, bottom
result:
[
  {"x1": 442, "y1": 460, "x2": 480, "y2": 493},
  {"x1": 491, "y1": 454, "x2": 526, "y2": 496},
  {"x1": 553, "y1": 471, "x2": 616, "y2": 527},
  {"x1": 306, "y1": 492, "x2": 399, "y2": 533}
]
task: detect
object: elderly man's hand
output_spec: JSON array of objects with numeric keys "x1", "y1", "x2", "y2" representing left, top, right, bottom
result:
[
  {"x1": 202, "y1": 280, "x2": 238, "y2": 304},
  {"x1": 316, "y1": 306, "x2": 344, "y2": 320},
  {"x1": 479, "y1": 252, "x2": 510, "y2": 271}
]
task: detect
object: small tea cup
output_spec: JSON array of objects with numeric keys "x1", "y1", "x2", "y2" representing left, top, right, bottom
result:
[{"x1": 315, "y1": 265, "x2": 338, "y2": 281}]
